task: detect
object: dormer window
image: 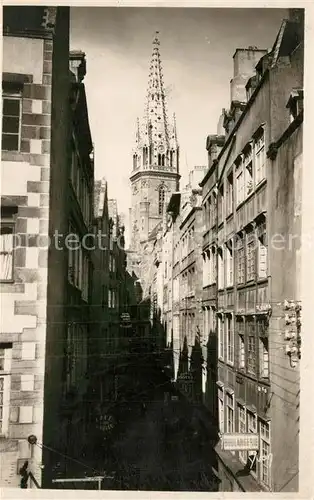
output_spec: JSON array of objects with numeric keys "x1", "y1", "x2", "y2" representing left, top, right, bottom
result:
[{"x1": 286, "y1": 89, "x2": 303, "y2": 123}]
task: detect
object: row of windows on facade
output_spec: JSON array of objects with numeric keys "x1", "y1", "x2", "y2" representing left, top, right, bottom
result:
[
  {"x1": 218, "y1": 388, "x2": 271, "y2": 487},
  {"x1": 133, "y1": 148, "x2": 176, "y2": 170},
  {"x1": 202, "y1": 225, "x2": 267, "y2": 290},
  {"x1": 71, "y1": 144, "x2": 92, "y2": 227},
  {"x1": 64, "y1": 322, "x2": 88, "y2": 394},
  {"x1": 176, "y1": 266, "x2": 196, "y2": 300},
  {"x1": 217, "y1": 314, "x2": 269, "y2": 379},
  {"x1": 204, "y1": 128, "x2": 266, "y2": 228},
  {"x1": 220, "y1": 129, "x2": 266, "y2": 221},
  {"x1": 108, "y1": 288, "x2": 119, "y2": 309},
  {"x1": 67, "y1": 225, "x2": 90, "y2": 301},
  {"x1": 172, "y1": 226, "x2": 196, "y2": 266}
]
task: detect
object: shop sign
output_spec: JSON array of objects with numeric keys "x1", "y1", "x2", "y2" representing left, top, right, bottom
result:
[{"x1": 221, "y1": 433, "x2": 259, "y2": 451}]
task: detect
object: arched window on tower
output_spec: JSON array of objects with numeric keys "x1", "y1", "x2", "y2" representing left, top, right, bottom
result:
[
  {"x1": 158, "y1": 154, "x2": 161, "y2": 166},
  {"x1": 170, "y1": 150, "x2": 174, "y2": 168},
  {"x1": 143, "y1": 147, "x2": 148, "y2": 166},
  {"x1": 133, "y1": 153, "x2": 137, "y2": 170},
  {"x1": 158, "y1": 186, "x2": 165, "y2": 216},
  {"x1": 161, "y1": 154, "x2": 165, "y2": 167},
  {"x1": 149, "y1": 144, "x2": 153, "y2": 164}
]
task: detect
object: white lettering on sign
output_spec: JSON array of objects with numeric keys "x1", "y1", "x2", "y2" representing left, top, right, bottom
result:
[{"x1": 221, "y1": 433, "x2": 259, "y2": 451}]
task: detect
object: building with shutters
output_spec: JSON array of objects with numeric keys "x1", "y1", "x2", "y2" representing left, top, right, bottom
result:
[{"x1": 199, "y1": 10, "x2": 304, "y2": 492}]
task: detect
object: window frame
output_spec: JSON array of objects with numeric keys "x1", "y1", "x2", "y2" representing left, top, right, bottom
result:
[
  {"x1": 218, "y1": 314, "x2": 224, "y2": 360},
  {"x1": 0, "y1": 345, "x2": 12, "y2": 436},
  {"x1": 226, "y1": 314, "x2": 234, "y2": 365},
  {"x1": 226, "y1": 392, "x2": 234, "y2": 434},
  {"x1": 246, "y1": 231, "x2": 256, "y2": 282},
  {"x1": 259, "y1": 419, "x2": 271, "y2": 487},
  {"x1": 236, "y1": 235, "x2": 245, "y2": 285},
  {"x1": 247, "y1": 318, "x2": 257, "y2": 376},
  {"x1": 238, "y1": 404, "x2": 247, "y2": 464},
  {"x1": 235, "y1": 159, "x2": 245, "y2": 206},
  {"x1": 218, "y1": 387, "x2": 224, "y2": 434},
  {"x1": 0, "y1": 219, "x2": 15, "y2": 283},
  {"x1": 254, "y1": 128, "x2": 266, "y2": 185},
  {"x1": 2, "y1": 91, "x2": 22, "y2": 152}
]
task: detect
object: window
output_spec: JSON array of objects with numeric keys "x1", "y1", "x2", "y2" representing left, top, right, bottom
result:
[
  {"x1": 218, "y1": 247, "x2": 224, "y2": 290},
  {"x1": 236, "y1": 236, "x2": 245, "y2": 284},
  {"x1": 212, "y1": 191, "x2": 217, "y2": 227},
  {"x1": 0, "y1": 345, "x2": 12, "y2": 435},
  {"x1": 226, "y1": 315, "x2": 234, "y2": 364},
  {"x1": 0, "y1": 222, "x2": 14, "y2": 281},
  {"x1": 218, "y1": 388, "x2": 224, "y2": 433},
  {"x1": 236, "y1": 161, "x2": 245, "y2": 205},
  {"x1": 211, "y1": 247, "x2": 216, "y2": 284},
  {"x1": 226, "y1": 393, "x2": 234, "y2": 433},
  {"x1": 158, "y1": 187, "x2": 165, "y2": 215},
  {"x1": 2, "y1": 93, "x2": 21, "y2": 151},
  {"x1": 218, "y1": 315, "x2": 224, "y2": 359},
  {"x1": 226, "y1": 172, "x2": 234, "y2": 216},
  {"x1": 133, "y1": 153, "x2": 137, "y2": 170},
  {"x1": 247, "y1": 411, "x2": 257, "y2": 473},
  {"x1": 246, "y1": 232, "x2": 256, "y2": 282},
  {"x1": 225, "y1": 241, "x2": 233, "y2": 287},
  {"x1": 218, "y1": 184, "x2": 224, "y2": 224},
  {"x1": 237, "y1": 317, "x2": 245, "y2": 370},
  {"x1": 108, "y1": 289, "x2": 112, "y2": 308},
  {"x1": 247, "y1": 318, "x2": 256, "y2": 375},
  {"x1": 259, "y1": 337, "x2": 269, "y2": 379},
  {"x1": 81, "y1": 255, "x2": 89, "y2": 302},
  {"x1": 258, "y1": 229, "x2": 267, "y2": 279},
  {"x1": 259, "y1": 420, "x2": 271, "y2": 486},
  {"x1": 244, "y1": 147, "x2": 253, "y2": 196},
  {"x1": 255, "y1": 130, "x2": 266, "y2": 184},
  {"x1": 238, "y1": 405, "x2": 247, "y2": 463}
]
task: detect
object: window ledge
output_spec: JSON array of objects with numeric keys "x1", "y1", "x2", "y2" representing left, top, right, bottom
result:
[{"x1": 1, "y1": 151, "x2": 24, "y2": 162}]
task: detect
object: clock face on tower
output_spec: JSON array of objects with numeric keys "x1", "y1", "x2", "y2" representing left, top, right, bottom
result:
[{"x1": 158, "y1": 144, "x2": 165, "y2": 153}]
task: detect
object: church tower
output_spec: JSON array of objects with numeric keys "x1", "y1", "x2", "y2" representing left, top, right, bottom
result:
[{"x1": 129, "y1": 32, "x2": 180, "y2": 252}]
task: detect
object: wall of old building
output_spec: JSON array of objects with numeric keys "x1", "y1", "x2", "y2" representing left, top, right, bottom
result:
[
  {"x1": 0, "y1": 10, "x2": 65, "y2": 486},
  {"x1": 268, "y1": 123, "x2": 302, "y2": 492},
  {"x1": 41, "y1": 7, "x2": 71, "y2": 485}
]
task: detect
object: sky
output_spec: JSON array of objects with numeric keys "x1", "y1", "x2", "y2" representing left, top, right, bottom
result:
[{"x1": 70, "y1": 7, "x2": 287, "y2": 238}]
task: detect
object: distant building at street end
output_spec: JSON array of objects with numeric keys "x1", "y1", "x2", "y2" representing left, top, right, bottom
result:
[{"x1": 128, "y1": 32, "x2": 180, "y2": 298}]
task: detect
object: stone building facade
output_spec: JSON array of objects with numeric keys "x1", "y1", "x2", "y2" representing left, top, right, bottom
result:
[
  {"x1": 0, "y1": 7, "x2": 100, "y2": 487},
  {"x1": 0, "y1": 6, "x2": 71, "y2": 487},
  {"x1": 200, "y1": 11, "x2": 303, "y2": 492}
]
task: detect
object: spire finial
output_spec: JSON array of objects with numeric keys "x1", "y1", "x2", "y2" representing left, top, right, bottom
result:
[{"x1": 153, "y1": 31, "x2": 160, "y2": 46}]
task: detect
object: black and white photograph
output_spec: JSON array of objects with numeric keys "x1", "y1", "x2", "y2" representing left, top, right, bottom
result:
[{"x1": 0, "y1": 2, "x2": 311, "y2": 496}]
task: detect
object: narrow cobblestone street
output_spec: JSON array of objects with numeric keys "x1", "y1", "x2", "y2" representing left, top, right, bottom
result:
[{"x1": 103, "y1": 388, "x2": 218, "y2": 491}]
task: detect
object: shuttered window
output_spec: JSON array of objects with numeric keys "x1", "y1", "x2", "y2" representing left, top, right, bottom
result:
[{"x1": 258, "y1": 231, "x2": 267, "y2": 279}]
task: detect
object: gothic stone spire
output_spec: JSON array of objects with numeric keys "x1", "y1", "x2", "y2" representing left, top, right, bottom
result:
[{"x1": 132, "y1": 32, "x2": 179, "y2": 173}]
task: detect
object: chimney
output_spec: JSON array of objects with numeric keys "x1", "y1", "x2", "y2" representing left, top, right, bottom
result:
[
  {"x1": 69, "y1": 50, "x2": 86, "y2": 83},
  {"x1": 231, "y1": 47, "x2": 268, "y2": 103}
]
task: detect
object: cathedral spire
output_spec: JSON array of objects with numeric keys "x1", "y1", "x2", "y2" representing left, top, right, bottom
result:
[
  {"x1": 145, "y1": 31, "x2": 169, "y2": 150},
  {"x1": 132, "y1": 32, "x2": 179, "y2": 174}
]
